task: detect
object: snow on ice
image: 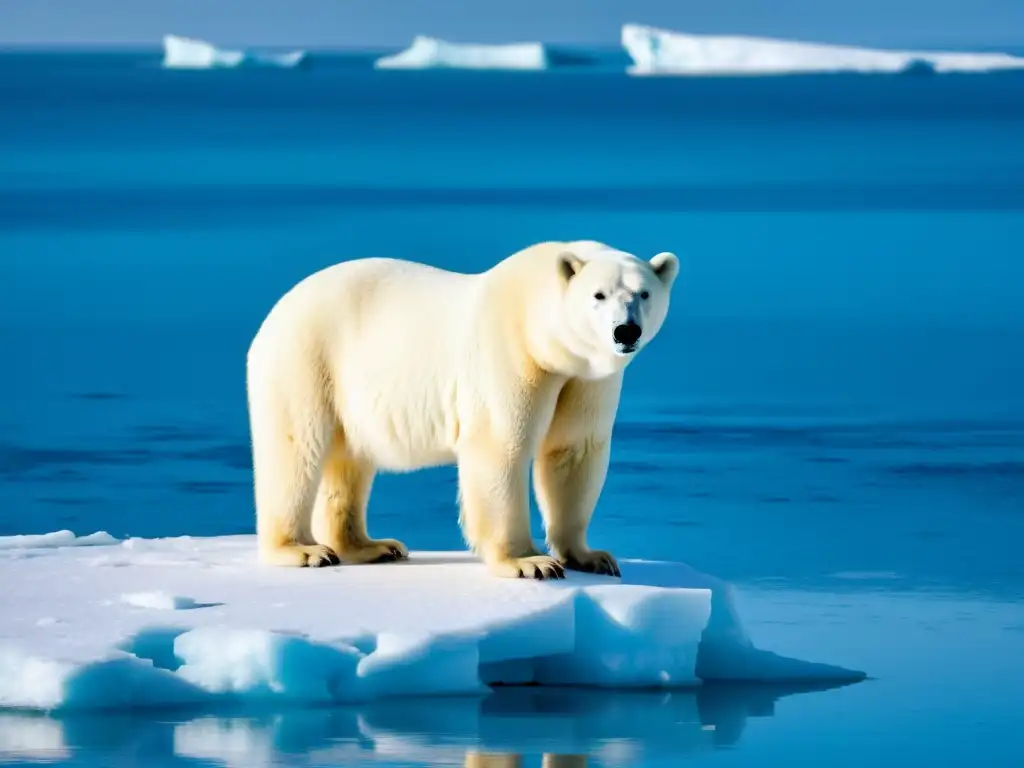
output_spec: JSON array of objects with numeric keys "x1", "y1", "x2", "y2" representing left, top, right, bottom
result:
[{"x1": 0, "y1": 531, "x2": 864, "y2": 712}]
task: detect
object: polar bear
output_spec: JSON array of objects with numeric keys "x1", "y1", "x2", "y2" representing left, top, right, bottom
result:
[{"x1": 245, "y1": 240, "x2": 679, "y2": 580}]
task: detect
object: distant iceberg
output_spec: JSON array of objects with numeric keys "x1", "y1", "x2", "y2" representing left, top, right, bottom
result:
[
  {"x1": 162, "y1": 34, "x2": 307, "y2": 70},
  {"x1": 162, "y1": 35, "x2": 244, "y2": 69},
  {"x1": 621, "y1": 23, "x2": 1024, "y2": 76},
  {"x1": 256, "y1": 50, "x2": 307, "y2": 69},
  {"x1": 375, "y1": 35, "x2": 547, "y2": 70}
]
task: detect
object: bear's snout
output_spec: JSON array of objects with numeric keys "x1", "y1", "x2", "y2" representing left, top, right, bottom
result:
[{"x1": 613, "y1": 322, "x2": 642, "y2": 348}]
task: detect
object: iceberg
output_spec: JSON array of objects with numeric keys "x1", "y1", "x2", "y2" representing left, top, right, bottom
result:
[
  {"x1": 161, "y1": 34, "x2": 306, "y2": 70},
  {"x1": 375, "y1": 36, "x2": 547, "y2": 70},
  {"x1": 621, "y1": 23, "x2": 1024, "y2": 76},
  {"x1": 162, "y1": 35, "x2": 245, "y2": 69},
  {"x1": 255, "y1": 50, "x2": 307, "y2": 69},
  {"x1": 0, "y1": 531, "x2": 864, "y2": 712}
]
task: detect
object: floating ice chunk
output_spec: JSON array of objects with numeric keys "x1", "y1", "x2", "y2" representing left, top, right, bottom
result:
[
  {"x1": 0, "y1": 530, "x2": 118, "y2": 551},
  {"x1": 0, "y1": 532, "x2": 865, "y2": 712},
  {"x1": 162, "y1": 35, "x2": 306, "y2": 70},
  {"x1": 375, "y1": 35, "x2": 547, "y2": 70},
  {"x1": 621, "y1": 23, "x2": 1024, "y2": 76}
]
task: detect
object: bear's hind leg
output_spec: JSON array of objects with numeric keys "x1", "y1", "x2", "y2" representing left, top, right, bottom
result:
[{"x1": 311, "y1": 431, "x2": 408, "y2": 564}]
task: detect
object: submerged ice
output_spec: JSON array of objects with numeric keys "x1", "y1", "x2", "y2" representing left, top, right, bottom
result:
[
  {"x1": 0, "y1": 531, "x2": 864, "y2": 712},
  {"x1": 621, "y1": 23, "x2": 1024, "y2": 76}
]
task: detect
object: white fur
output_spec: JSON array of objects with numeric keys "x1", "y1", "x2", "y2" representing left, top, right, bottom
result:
[{"x1": 245, "y1": 240, "x2": 679, "y2": 579}]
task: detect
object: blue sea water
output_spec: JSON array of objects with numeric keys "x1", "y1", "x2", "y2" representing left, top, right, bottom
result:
[{"x1": 1, "y1": 49, "x2": 1023, "y2": 766}]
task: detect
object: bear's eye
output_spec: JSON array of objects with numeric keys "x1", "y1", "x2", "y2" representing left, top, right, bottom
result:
[
  {"x1": 594, "y1": 292, "x2": 606, "y2": 301},
  {"x1": 640, "y1": 290, "x2": 650, "y2": 300}
]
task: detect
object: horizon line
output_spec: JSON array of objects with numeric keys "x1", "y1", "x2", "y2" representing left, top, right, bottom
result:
[{"x1": 2, "y1": 34, "x2": 1024, "y2": 54}]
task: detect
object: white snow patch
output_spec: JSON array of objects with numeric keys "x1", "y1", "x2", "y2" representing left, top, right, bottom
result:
[
  {"x1": 162, "y1": 34, "x2": 306, "y2": 70},
  {"x1": 621, "y1": 23, "x2": 1024, "y2": 76},
  {"x1": 0, "y1": 532, "x2": 863, "y2": 712},
  {"x1": 120, "y1": 592, "x2": 204, "y2": 610},
  {"x1": 375, "y1": 36, "x2": 547, "y2": 70},
  {"x1": 0, "y1": 530, "x2": 117, "y2": 550}
]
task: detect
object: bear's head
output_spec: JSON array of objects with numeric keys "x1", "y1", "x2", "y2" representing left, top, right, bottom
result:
[{"x1": 556, "y1": 243, "x2": 679, "y2": 378}]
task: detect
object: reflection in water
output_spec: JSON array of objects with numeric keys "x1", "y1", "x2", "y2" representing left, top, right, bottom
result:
[
  {"x1": 0, "y1": 681, "x2": 855, "y2": 766},
  {"x1": 465, "y1": 755, "x2": 586, "y2": 768}
]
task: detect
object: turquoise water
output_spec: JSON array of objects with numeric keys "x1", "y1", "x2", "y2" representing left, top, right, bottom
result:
[{"x1": 1, "y1": 50, "x2": 1023, "y2": 766}]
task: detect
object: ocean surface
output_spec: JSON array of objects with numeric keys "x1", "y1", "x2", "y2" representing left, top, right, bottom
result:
[{"x1": 1, "y1": 49, "x2": 1023, "y2": 766}]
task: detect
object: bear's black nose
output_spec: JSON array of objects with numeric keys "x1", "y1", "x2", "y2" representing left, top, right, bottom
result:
[{"x1": 613, "y1": 322, "x2": 642, "y2": 347}]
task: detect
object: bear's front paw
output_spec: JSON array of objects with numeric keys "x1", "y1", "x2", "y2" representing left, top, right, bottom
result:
[
  {"x1": 337, "y1": 538, "x2": 409, "y2": 565},
  {"x1": 369, "y1": 538, "x2": 410, "y2": 563},
  {"x1": 301, "y1": 545, "x2": 341, "y2": 568},
  {"x1": 488, "y1": 555, "x2": 566, "y2": 581},
  {"x1": 560, "y1": 549, "x2": 621, "y2": 578}
]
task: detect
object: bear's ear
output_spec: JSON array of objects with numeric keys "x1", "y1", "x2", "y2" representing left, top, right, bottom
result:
[
  {"x1": 558, "y1": 251, "x2": 584, "y2": 282},
  {"x1": 649, "y1": 251, "x2": 680, "y2": 288}
]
